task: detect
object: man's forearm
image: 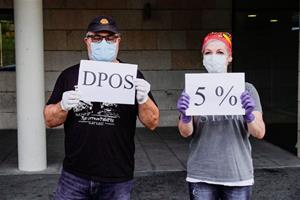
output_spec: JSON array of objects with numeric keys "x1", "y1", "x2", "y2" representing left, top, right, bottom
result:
[
  {"x1": 44, "y1": 102, "x2": 68, "y2": 128},
  {"x1": 138, "y1": 98, "x2": 159, "y2": 130}
]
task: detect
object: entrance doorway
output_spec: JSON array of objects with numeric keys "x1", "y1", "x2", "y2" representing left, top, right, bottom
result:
[{"x1": 232, "y1": 0, "x2": 299, "y2": 154}]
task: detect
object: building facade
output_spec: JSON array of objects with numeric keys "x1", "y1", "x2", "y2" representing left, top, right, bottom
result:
[{"x1": 0, "y1": 0, "x2": 299, "y2": 156}]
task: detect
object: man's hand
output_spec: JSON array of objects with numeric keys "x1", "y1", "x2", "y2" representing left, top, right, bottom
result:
[
  {"x1": 241, "y1": 90, "x2": 255, "y2": 123},
  {"x1": 177, "y1": 90, "x2": 191, "y2": 123},
  {"x1": 60, "y1": 90, "x2": 81, "y2": 111},
  {"x1": 135, "y1": 78, "x2": 150, "y2": 104}
]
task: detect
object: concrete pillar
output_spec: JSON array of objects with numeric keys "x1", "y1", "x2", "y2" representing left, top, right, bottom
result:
[
  {"x1": 14, "y1": 0, "x2": 46, "y2": 171},
  {"x1": 298, "y1": 5, "x2": 300, "y2": 158}
]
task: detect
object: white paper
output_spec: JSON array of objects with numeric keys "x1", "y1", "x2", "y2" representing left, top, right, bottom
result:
[
  {"x1": 185, "y1": 73, "x2": 245, "y2": 115},
  {"x1": 78, "y1": 60, "x2": 137, "y2": 105}
]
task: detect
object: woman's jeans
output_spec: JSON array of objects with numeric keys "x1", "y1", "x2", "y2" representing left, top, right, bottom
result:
[
  {"x1": 54, "y1": 169, "x2": 133, "y2": 200},
  {"x1": 189, "y1": 182, "x2": 252, "y2": 200}
]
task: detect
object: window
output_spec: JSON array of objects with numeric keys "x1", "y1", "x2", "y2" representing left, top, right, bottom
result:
[{"x1": 0, "y1": 9, "x2": 14, "y2": 70}]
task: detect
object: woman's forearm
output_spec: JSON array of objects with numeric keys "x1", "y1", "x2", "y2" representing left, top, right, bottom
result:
[
  {"x1": 178, "y1": 116, "x2": 193, "y2": 137},
  {"x1": 247, "y1": 111, "x2": 265, "y2": 139}
]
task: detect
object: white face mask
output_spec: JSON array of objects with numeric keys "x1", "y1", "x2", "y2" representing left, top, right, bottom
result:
[{"x1": 203, "y1": 54, "x2": 227, "y2": 73}]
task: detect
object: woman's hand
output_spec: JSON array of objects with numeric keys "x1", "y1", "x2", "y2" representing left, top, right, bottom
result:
[{"x1": 177, "y1": 91, "x2": 191, "y2": 123}]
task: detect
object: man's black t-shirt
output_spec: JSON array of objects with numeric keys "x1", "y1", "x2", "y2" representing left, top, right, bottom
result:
[{"x1": 47, "y1": 63, "x2": 155, "y2": 182}]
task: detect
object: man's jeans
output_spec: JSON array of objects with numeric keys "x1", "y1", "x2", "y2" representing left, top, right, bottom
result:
[
  {"x1": 54, "y1": 169, "x2": 133, "y2": 200},
  {"x1": 189, "y1": 182, "x2": 252, "y2": 200}
]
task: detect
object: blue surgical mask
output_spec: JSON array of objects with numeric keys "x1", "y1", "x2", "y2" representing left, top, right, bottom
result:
[
  {"x1": 90, "y1": 40, "x2": 118, "y2": 62},
  {"x1": 203, "y1": 54, "x2": 227, "y2": 73}
]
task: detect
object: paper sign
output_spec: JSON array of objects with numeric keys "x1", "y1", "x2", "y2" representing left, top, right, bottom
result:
[
  {"x1": 78, "y1": 60, "x2": 137, "y2": 105},
  {"x1": 185, "y1": 73, "x2": 245, "y2": 115}
]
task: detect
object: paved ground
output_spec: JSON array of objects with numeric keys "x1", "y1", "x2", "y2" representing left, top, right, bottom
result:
[
  {"x1": 1, "y1": 127, "x2": 300, "y2": 199},
  {"x1": 1, "y1": 128, "x2": 300, "y2": 175},
  {"x1": 1, "y1": 168, "x2": 300, "y2": 200}
]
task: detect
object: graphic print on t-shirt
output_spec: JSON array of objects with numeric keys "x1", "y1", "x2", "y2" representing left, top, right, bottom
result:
[
  {"x1": 73, "y1": 100, "x2": 93, "y2": 113},
  {"x1": 73, "y1": 101, "x2": 120, "y2": 126},
  {"x1": 197, "y1": 115, "x2": 241, "y2": 123}
]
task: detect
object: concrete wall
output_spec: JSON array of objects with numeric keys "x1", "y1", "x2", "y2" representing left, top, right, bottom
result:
[{"x1": 0, "y1": 0, "x2": 232, "y2": 129}]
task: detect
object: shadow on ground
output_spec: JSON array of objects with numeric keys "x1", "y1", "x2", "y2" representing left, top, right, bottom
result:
[{"x1": 1, "y1": 168, "x2": 300, "y2": 200}]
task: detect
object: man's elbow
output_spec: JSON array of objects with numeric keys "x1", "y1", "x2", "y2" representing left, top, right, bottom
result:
[
  {"x1": 143, "y1": 110, "x2": 159, "y2": 131},
  {"x1": 43, "y1": 108, "x2": 51, "y2": 128},
  {"x1": 43, "y1": 106, "x2": 63, "y2": 128},
  {"x1": 45, "y1": 120, "x2": 56, "y2": 128},
  {"x1": 44, "y1": 113, "x2": 64, "y2": 128},
  {"x1": 148, "y1": 114, "x2": 159, "y2": 131},
  {"x1": 44, "y1": 113, "x2": 54, "y2": 128}
]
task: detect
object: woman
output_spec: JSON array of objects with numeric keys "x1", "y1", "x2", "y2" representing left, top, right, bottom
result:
[{"x1": 177, "y1": 32, "x2": 265, "y2": 200}]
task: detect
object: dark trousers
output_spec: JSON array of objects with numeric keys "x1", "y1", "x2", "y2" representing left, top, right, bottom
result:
[
  {"x1": 54, "y1": 169, "x2": 133, "y2": 200},
  {"x1": 189, "y1": 182, "x2": 252, "y2": 200}
]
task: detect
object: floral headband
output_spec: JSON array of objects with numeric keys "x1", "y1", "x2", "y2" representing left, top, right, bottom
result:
[{"x1": 202, "y1": 32, "x2": 232, "y2": 55}]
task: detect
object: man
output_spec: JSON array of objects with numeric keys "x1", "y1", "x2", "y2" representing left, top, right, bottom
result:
[{"x1": 44, "y1": 15, "x2": 159, "y2": 200}]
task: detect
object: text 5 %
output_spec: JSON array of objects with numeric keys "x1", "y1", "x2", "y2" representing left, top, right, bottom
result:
[{"x1": 194, "y1": 86, "x2": 238, "y2": 106}]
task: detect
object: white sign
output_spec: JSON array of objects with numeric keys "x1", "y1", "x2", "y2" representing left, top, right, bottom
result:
[
  {"x1": 185, "y1": 73, "x2": 245, "y2": 116},
  {"x1": 78, "y1": 60, "x2": 137, "y2": 105}
]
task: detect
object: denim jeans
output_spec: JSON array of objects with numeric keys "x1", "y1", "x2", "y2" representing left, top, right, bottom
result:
[
  {"x1": 54, "y1": 169, "x2": 133, "y2": 200},
  {"x1": 188, "y1": 182, "x2": 252, "y2": 200}
]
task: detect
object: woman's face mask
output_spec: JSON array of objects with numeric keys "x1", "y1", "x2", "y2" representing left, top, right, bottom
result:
[
  {"x1": 203, "y1": 54, "x2": 227, "y2": 73},
  {"x1": 202, "y1": 40, "x2": 232, "y2": 73},
  {"x1": 90, "y1": 39, "x2": 118, "y2": 62}
]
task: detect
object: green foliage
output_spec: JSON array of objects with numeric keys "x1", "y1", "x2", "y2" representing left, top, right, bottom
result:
[{"x1": 0, "y1": 20, "x2": 14, "y2": 67}]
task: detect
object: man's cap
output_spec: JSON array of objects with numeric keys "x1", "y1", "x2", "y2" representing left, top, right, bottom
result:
[
  {"x1": 202, "y1": 32, "x2": 232, "y2": 55},
  {"x1": 87, "y1": 16, "x2": 119, "y2": 34}
]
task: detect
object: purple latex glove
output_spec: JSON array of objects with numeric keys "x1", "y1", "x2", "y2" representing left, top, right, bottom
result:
[
  {"x1": 177, "y1": 91, "x2": 191, "y2": 123},
  {"x1": 240, "y1": 90, "x2": 255, "y2": 123}
]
